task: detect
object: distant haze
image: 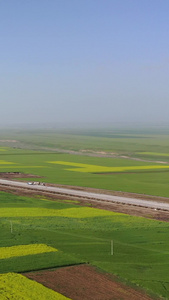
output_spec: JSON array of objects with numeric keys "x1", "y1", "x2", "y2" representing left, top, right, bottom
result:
[{"x1": 1, "y1": 0, "x2": 169, "y2": 126}]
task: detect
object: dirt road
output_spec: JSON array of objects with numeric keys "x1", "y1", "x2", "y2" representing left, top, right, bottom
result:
[{"x1": 0, "y1": 179, "x2": 169, "y2": 211}]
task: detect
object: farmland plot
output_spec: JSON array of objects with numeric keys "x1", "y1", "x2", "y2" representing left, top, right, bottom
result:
[
  {"x1": 0, "y1": 191, "x2": 169, "y2": 298},
  {"x1": 0, "y1": 148, "x2": 169, "y2": 197},
  {"x1": 0, "y1": 273, "x2": 71, "y2": 299},
  {"x1": 0, "y1": 244, "x2": 57, "y2": 259},
  {"x1": 48, "y1": 160, "x2": 169, "y2": 173}
]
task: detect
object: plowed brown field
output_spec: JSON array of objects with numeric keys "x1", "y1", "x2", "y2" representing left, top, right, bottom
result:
[{"x1": 24, "y1": 264, "x2": 156, "y2": 300}]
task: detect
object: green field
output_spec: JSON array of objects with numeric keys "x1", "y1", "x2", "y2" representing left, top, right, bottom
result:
[
  {"x1": 0, "y1": 191, "x2": 169, "y2": 298},
  {"x1": 0, "y1": 146, "x2": 169, "y2": 197},
  {"x1": 0, "y1": 127, "x2": 169, "y2": 198}
]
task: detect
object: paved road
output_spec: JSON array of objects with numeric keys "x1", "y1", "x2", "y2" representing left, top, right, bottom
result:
[{"x1": 0, "y1": 178, "x2": 169, "y2": 210}]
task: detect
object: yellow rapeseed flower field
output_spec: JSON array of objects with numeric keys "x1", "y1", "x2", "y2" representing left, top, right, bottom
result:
[
  {"x1": 0, "y1": 160, "x2": 15, "y2": 164},
  {"x1": 47, "y1": 161, "x2": 169, "y2": 173},
  {"x1": 0, "y1": 147, "x2": 8, "y2": 152},
  {"x1": 0, "y1": 244, "x2": 57, "y2": 260},
  {"x1": 0, "y1": 207, "x2": 121, "y2": 218},
  {"x1": 0, "y1": 273, "x2": 71, "y2": 299}
]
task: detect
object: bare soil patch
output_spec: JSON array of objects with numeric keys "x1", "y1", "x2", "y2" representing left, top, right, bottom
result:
[{"x1": 24, "y1": 264, "x2": 155, "y2": 300}]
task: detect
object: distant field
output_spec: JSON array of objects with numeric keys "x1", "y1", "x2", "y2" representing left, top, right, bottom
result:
[
  {"x1": 139, "y1": 152, "x2": 169, "y2": 157},
  {"x1": 0, "y1": 148, "x2": 169, "y2": 197},
  {"x1": 0, "y1": 146, "x2": 169, "y2": 197},
  {"x1": 48, "y1": 160, "x2": 169, "y2": 173},
  {"x1": 1, "y1": 191, "x2": 169, "y2": 298},
  {"x1": 1, "y1": 127, "x2": 169, "y2": 157}
]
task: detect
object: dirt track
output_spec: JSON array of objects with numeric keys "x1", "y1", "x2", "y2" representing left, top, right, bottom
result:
[{"x1": 24, "y1": 265, "x2": 155, "y2": 300}]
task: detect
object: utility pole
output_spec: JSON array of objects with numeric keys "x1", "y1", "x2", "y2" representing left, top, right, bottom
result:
[
  {"x1": 111, "y1": 240, "x2": 113, "y2": 255},
  {"x1": 10, "y1": 221, "x2": 13, "y2": 234}
]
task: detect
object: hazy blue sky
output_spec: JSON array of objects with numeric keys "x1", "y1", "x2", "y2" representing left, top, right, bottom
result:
[{"x1": 1, "y1": 0, "x2": 169, "y2": 125}]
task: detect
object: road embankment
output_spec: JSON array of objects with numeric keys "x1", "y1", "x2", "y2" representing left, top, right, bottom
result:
[{"x1": 0, "y1": 179, "x2": 169, "y2": 211}]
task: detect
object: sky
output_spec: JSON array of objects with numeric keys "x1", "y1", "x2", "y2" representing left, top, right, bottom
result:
[{"x1": 1, "y1": 0, "x2": 169, "y2": 126}]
